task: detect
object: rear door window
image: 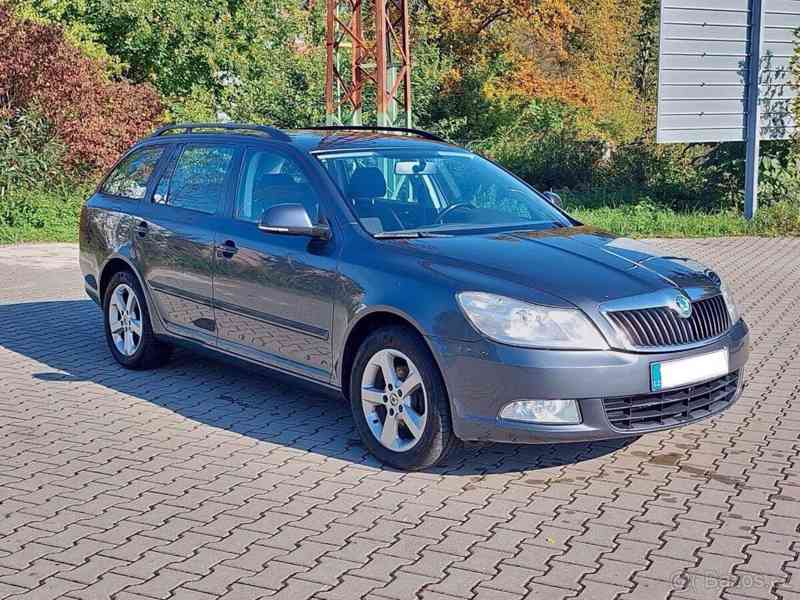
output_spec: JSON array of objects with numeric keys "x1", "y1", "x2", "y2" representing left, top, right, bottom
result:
[
  {"x1": 156, "y1": 144, "x2": 237, "y2": 214},
  {"x1": 102, "y1": 146, "x2": 164, "y2": 199}
]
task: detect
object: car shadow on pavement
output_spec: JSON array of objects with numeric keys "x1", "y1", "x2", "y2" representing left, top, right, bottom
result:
[{"x1": 0, "y1": 299, "x2": 633, "y2": 475}]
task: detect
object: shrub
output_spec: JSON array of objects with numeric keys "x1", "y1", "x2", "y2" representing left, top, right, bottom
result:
[
  {"x1": 593, "y1": 142, "x2": 728, "y2": 211},
  {"x1": 0, "y1": 5, "x2": 163, "y2": 176},
  {"x1": 751, "y1": 198, "x2": 800, "y2": 235},
  {"x1": 755, "y1": 148, "x2": 800, "y2": 209},
  {"x1": 0, "y1": 108, "x2": 68, "y2": 197},
  {"x1": 0, "y1": 184, "x2": 89, "y2": 244},
  {"x1": 490, "y1": 132, "x2": 800, "y2": 215},
  {"x1": 487, "y1": 133, "x2": 604, "y2": 191}
]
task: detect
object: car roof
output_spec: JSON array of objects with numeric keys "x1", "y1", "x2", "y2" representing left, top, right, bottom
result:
[
  {"x1": 286, "y1": 129, "x2": 458, "y2": 153},
  {"x1": 136, "y1": 124, "x2": 462, "y2": 155}
]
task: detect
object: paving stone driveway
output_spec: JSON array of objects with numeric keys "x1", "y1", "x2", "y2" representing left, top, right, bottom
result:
[{"x1": 0, "y1": 239, "x2": 798, "y2": 600}]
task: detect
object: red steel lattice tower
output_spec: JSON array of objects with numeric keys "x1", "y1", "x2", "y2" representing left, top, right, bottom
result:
[{"x1": 324, "y1": 0, "x2": 412, "y2": 127}]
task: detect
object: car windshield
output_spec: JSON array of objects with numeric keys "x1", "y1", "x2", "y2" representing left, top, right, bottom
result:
[{"x1": 316, "y1": 149, "x2": 570, "y2": 236}]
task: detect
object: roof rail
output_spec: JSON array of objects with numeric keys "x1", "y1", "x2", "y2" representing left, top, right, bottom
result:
[
  {"x1": 151, "y1": 122, "x2": 291, "y2": 142},
  {"x1": 303, "y1": 125, "x2": 448, "y2": 143}
]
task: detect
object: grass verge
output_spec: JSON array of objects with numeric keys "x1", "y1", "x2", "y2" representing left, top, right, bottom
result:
[
  {"x1": 1, "y1": 187, "x2": 799, "y2": 244},
  {"x1": 565, "y1": 197, "x2": 800, "y2": 238},
  {"x1": 0, "y1": 185, "x2": 89, "y2": 244}
]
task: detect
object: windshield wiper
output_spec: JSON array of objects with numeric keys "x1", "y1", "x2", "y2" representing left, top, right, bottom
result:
[
  {"x1": 374, "y1": 221, "x2": 567, "y2": 239},
  {"x1": 373, "y1": 230, "x2": 451, "y2": 239}
]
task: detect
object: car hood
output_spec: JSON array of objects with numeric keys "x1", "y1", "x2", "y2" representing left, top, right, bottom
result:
[{"x1": 398, "y1": 226, "x2": 721, "y2": 309}]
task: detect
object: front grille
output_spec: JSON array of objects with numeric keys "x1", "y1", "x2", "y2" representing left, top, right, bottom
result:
[
  {"x1": 602, "y1": 371, "x2": 739, "y2": 432},
  {"x1": 606, "y1": 295, "x2": 730, "y2": 348}
]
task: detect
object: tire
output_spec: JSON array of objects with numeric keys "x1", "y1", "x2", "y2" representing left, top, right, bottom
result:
[
  {"x1": 349, "y1": 326, "x2": 459, "y2": 470},
  {"x1": 103, "y1": 270, "x2": 172, "y2": 370}
]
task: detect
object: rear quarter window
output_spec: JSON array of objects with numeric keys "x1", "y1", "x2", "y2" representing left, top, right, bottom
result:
[{"x1": 101, "y1": 146, "x2": 164, "y2": 199}]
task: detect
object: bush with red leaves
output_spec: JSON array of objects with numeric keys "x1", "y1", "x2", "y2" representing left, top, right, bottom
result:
[{"x1": 0, "y1": 5, "x2": 163, "y2": 176}]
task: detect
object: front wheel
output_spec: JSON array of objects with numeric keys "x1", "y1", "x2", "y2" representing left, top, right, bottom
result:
[{"x1": 350, "y1": 326, "x2": 459, "y2": 470}]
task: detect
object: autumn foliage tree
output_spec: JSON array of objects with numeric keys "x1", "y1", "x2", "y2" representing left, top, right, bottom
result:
[
  {"x1": 428, "y1": 0, "x2": 645, "y2": 143},
  {"x1": 0, "y1": 5, "x2": 163, "y2": 176}
]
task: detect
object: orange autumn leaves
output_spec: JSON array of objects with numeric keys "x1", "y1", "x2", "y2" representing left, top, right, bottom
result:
[{"x1": 428, "y1": 0, "x2": 644, "y2": 142}]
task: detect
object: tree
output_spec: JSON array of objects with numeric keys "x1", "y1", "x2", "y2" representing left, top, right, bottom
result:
[
  {"x1": 16, "y1": 0, "x2": 329, "y2": 124},
  {"x1": 427, "y1": 0, "x2": 645, "y2": 143},
  {"x1": 0, "y1": 5, "x2": 163, "y2": 175}
]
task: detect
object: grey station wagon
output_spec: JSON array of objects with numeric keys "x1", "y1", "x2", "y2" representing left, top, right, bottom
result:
[{"x1": 80, "y1": 123, "x2": 750, "y2": 470}]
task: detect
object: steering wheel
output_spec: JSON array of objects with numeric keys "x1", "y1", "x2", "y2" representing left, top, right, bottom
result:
[{"x1": 434, "y1": 202, "x2": 475, "y2": 224}]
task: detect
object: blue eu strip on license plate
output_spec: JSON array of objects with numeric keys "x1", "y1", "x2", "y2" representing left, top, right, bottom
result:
[{"x1": 651, "y1": 363, "x2": 663, "y2": 392}]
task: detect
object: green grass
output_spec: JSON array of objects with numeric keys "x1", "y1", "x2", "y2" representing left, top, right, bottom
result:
[
  {"x1": 564, "y1": 195, "x2": 800, "y2": 238},
  {"x1": 1, "y1": 185, "x2": 799, "y2": 245},
  {"x1": 569, "y1": 205, "x2": 751, "y2": 238},
  {"x1": 0, "y1": 185, "x2": 89, "y2": 244}
]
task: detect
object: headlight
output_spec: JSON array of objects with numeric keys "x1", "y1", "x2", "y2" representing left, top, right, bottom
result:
[
  {"x1": 457, "y1": 292, "x2": 608, "y2": 350},
  {"x1": 718, "y1": 279, "x2": 739, "y2": 323},
  {"x1": 500, "y1": 399, "x2": 582, "y2": 424}
]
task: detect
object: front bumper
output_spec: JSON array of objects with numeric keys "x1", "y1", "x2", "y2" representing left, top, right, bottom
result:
[{"x1": 428, "y1": 318, "x2": 749, "y2": 444}]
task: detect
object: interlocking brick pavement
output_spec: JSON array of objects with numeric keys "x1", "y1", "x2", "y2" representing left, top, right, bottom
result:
[{"x1": 0, "y1": 238, "x2": 798, "y2": 600}]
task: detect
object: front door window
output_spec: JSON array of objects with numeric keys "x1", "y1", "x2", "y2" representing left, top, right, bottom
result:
[{"x1": 235, "y1": 148, "x2": 320, "y2": 223}]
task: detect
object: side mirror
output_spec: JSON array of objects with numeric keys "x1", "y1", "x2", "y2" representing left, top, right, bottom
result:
[
  {"x1": 258, "y1": 204, "x2": 331, "y2": 240},
  {"x1": 543, "y1": 191, "x2": 563, "y2": 208}
]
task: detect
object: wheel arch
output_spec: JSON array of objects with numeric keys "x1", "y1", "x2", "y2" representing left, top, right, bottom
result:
[
  {"x1": 338, "y1": 307, "x2": 446, "y2": 401},
  {"x1": 98, "y1": 256, "x2": 165, "y2": 336},
  {"x1": 99, "y1": 256, "x2": 142, "y2": 302}
]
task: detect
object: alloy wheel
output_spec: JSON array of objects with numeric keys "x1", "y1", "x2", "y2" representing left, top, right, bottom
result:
[
  {"x1": 360, "y1": 348, "x2": 428, "y2": 452},
  {"x1": 108, "y1": 283, "x2": 143, "y2": 357}
]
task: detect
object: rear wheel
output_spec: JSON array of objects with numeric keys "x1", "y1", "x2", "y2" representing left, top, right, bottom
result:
[
  {"x1": 350, "y1": 326, "x2": 459, "y2": 470},
  {"x1": 103, "y1": 270, "x2": 171, "y2": 369}
]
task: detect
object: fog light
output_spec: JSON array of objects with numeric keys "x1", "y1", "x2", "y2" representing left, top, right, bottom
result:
[{"x1": 499, "y1": 400, "x2": 581, "y2": 424}]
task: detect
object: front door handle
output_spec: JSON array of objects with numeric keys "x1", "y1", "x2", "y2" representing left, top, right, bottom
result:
[
  {"x1": 135, "y1": 221, "x2": 149, "y2": 237},
  {"x1": 216, "y1": 240, "x2": 238, "y2": 258}
]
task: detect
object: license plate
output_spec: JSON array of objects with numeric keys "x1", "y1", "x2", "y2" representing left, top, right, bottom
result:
[{"x1": 650, "y1": 348, "x2": 729, "y2": 392}]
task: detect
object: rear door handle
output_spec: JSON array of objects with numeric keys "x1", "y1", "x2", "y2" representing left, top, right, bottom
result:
[
  {"x1": 216, "y1": 240, "x2": 238, "y2": 258},
  {"x1": 135, "y1": 221, "x2": 149, "y2": 237}
]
